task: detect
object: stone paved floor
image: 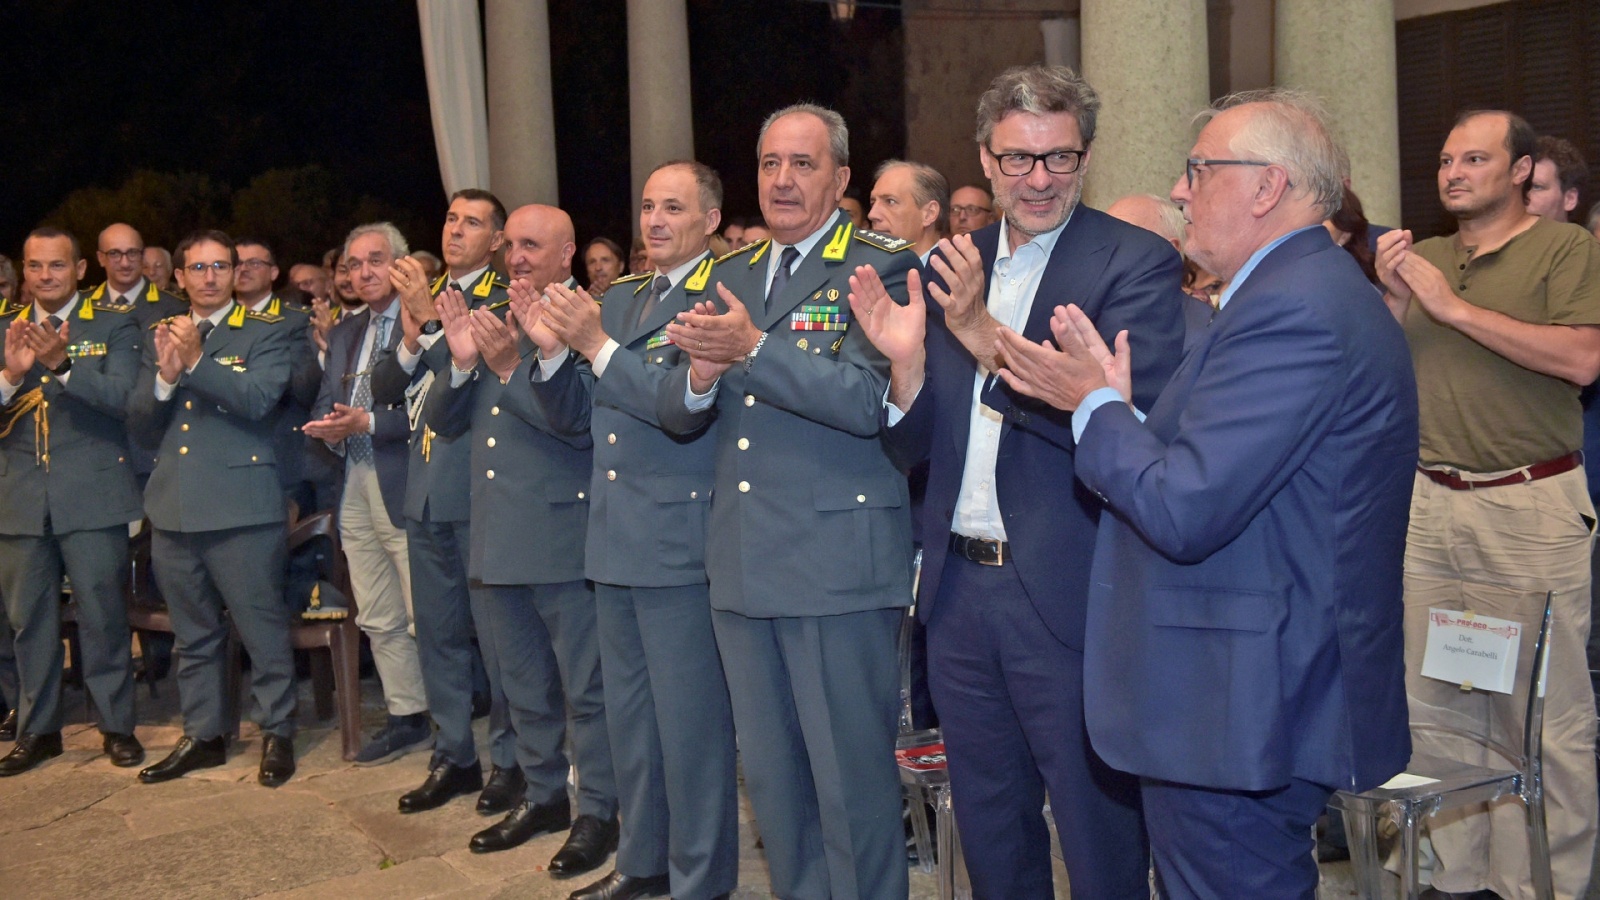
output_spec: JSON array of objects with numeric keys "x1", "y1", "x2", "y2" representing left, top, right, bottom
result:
[{"x1": 0, "y1": 670, "x2": 1394, "y2": 899}]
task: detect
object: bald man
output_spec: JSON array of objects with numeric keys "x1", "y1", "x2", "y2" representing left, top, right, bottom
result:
[
  {"x1": 142, "y1": 247, "x2": 174, "y2": 292},
  {"x1": 423, "y1": 204, "x2": 618, "y2": 874},
  {"x1": 92, "y1": 224, "x2": 187, "y2": 329}
]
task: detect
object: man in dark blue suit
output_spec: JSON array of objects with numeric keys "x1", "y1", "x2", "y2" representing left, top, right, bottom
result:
[
  {"x1": 992, "y1": 90, "x2": 1417, "y2": 898},
  {"x1": 856, "y1": 65, "x2": 1186, "y2": 898},
  {"x1": 303, "y1": 222, "x2": 431, "y2": 765}
]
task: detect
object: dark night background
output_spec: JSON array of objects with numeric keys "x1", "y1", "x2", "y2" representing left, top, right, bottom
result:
[{"x1": 0, "y1": 0, "x2": 904, "y2": 284}]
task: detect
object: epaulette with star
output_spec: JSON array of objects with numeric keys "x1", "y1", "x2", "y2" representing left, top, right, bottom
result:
[
  {"x1": 612, "y1": 272, "x2": 650, "y2": 287},
  {"x1": 245, "y1": 309, "x2": 284, "y2": 324},
  {"x1": 718, "y1": 241, "x2": 763, "y2": 265},
  {"x1": 852, "y1": 228, "x2": 912, "y2": 253},
  {"x1": 91, "y1": 299, "x2": 132, "y2": 314}
]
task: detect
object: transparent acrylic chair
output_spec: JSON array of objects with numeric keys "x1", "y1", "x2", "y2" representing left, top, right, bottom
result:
[
  {"x1": 895, "y1": 549, "x2": 972, "y2": 899},
  {"x1": 1327, "y1": 589, "x2": 1554, "y2": 900}
]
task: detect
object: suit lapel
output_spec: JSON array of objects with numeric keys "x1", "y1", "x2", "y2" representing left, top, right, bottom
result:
[
  {"x1": 942, "y1": 224, "x2": 1000, "y2": 461},
  {"x1": 341, "y1": 309, "x2": 372, "y2": 404}
]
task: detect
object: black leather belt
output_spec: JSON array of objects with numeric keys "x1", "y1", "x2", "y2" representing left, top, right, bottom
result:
[{"x1": 950, "y1": 532, "x2": 1007, "y2": 566}]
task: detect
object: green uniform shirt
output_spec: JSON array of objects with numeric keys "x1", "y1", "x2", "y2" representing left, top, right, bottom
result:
[{"x1": 1408, "y1": 217, "x2": 1600, "y2": 471}]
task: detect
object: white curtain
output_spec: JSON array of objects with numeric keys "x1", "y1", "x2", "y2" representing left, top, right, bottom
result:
[{"x1": 417, "y1": 0, "x2": 492, "y2": 198}]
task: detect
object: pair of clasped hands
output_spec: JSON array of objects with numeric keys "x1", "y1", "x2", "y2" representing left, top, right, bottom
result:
[
  {"x1": 2, "y1": 317, "x2": 73, "y2": 386},
  {"x1": 844, "y1": 233, "x2": 1132, "y2": 413}
]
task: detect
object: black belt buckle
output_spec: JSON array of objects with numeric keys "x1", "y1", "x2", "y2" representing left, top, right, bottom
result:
[{"x1": 951, "y1": 533, "x2": 1006, "y2": 566}]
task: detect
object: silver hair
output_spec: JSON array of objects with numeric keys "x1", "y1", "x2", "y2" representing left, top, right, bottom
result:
[
  {"x1": 1199, "y1": 89, "x2": 1345, "y2": 218},
  {"x1": 974, "y1": 65, "x2": 1101, "y2": 147},
  {"x1": 873, "y1": 159, "x2": 953, "y2": 237},
  {"x1": 757, "y1": 103, "x2": 849, "y2": 169},
  {"x1": 343, "y1": 221, "x2": 410, "y2": 260},
  {"x1": 1140, "y1": 194, "x2": 1189, "y2": 250}
]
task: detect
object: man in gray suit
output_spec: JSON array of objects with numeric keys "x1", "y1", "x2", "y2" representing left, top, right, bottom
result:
[
  {"x1": 372, "y1": 190, "x2": 519, "y2": 818},
  {"x1": 531, "y1": 161, "x2": 738, "y2": 900},
  {"x1": 130, "y1": 230, "x2": 298, "y2": 788},
  {"x1": 303, "y1": 222, "x2": 431, "y2": 766},
  {"x1": 425, "y1": 204, "x2": 618, "y2": 877},
  {"x1": 660, "y1": 104, "x2": 918, "y2": 899},
  {"x1": 0, "y1": 227, "x2": 144, "y2": 775}
]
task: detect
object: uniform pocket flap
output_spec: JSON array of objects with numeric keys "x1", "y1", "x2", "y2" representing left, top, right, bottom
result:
[
  {"x1": 1148, "y1": 586, "x2": 1274, "y2": 632},
  {"x1": 813, "y1": 477, "x2": 905, "y2": 511},
  {"x1": 650, "y1": 474, "x2": 712, "y2": 503}
]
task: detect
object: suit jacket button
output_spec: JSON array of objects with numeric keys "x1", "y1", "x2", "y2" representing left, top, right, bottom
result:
[
  {"x1": 690, "y1": 491, "x2": 698, "y2": 499},
  {"x1": 577, "y1": 492, "x2": 585, "y2": 499},
  {"x1": 737, "y1": 438, "x2": 749, "y2": 450},
  {"x1": 857, "y1": 494, "x2": 866, "y2": 503},
  {"x1": 185, "y1": 401, "x2": 193, "y2": 410},
  {"x1": 251, "y1": 455, "x2": 258, "y2": 462},
  {"x1": 486, "y1": 469, "x2": 495, "y2": 479},
  {"x1": 744, "y1": 394, "x2": 755, "y2": 407},
  {"x1": 181, "y1": 423, "x2": 189, "y2": 431},
  {"x1": 490, "y1": 406, "x2": 500, "y2": 416},
  {"x1": 607, "y1": 470, "x2": 617, "y2": 481},
  {"x1": 487, "y1": 437, "x2": 496, "y2": 447},
  {"x1": 179, "y1": 447, "x2": 188, "y2": 455},
  {"x1": 40, "y1": 376, "x2": 49, "y2": 383},
  {"x1": 607, "y1": 433, "x2": 616, "y2": 444},
  {"x1": 738, "y1": 480, "x2": 750, "y2": 493}
]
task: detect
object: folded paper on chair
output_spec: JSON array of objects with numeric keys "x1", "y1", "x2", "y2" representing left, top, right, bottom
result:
[{"x1": 1420, "y1": 607, "x2": 1521, "y2": 694}]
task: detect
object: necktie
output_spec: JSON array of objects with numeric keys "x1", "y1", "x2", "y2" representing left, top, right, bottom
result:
[
  {"x1": 46, "y1": 315, "x2": 62, "y2": 331},
  {"x1": 638, "y1": 274, "x2": 671, "y2": 327},
  {"x1": 766, "y1": 246, "x2": 800, "y2": 311},
  {"x1": 347, "y1": 316, "x2": 388, "y2": 465},
  {"x1": 195, "y1": 320, "x2": 214, "y2": 343}
]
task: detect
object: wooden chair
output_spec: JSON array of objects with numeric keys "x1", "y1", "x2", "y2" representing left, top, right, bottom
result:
[{"x1": 282, "y1": 510, "x2": 364, "y2": 761}]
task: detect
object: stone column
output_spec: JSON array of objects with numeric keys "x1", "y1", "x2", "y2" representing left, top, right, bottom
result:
[
  {"x1": 627, "y1": 0, "x2": 695, "y2": 213},
  {"x1": 1080, "y1": 0, "x2": 1210, "y2": 208},
  {"x1": 486, "y1": 0, "x2": 558, "y2": 207},
  {"x1": 1276, "y1": 0, "x2": 1400, "y2": 226}
]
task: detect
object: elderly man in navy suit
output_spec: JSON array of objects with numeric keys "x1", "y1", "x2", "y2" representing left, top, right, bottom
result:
[
  {"x1": 303, "y1": 222, "x2": 431, "y2": 766},
  {"x1": 853, "y1": 65, "x2": 1185, "y2": 898},
  {"x1": 968, "y1": 90, "x2": 1418, "y2": 898}
]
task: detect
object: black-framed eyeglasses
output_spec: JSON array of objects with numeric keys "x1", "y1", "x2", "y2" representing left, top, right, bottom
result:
[
  {"x1": 103, "y1": 249, "x2": 144, "y2": 262},
  {"x1": 986, "y1": 145, "x2": 1087, "y2": 177},
  {"x1": 950, "y1": 204, "x2": 992, "y2": 217},
  {"x1": 183, "y1": 261, "x2": 233, "y2": 274},
  {"x1": 1185, "y1": 158, "x2": 1272, "y2": 188},
  {"x1": 235, "y1": 258, "x2": 274, "y2": 271}
]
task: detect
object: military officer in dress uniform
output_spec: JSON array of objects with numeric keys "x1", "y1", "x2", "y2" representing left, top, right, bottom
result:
[
  {"x1": 660, "y1": 105, "x2": 918, "y2": 900},
  {"x1": 371, "y1": 189, "x2": 519, "y2": 818},
  {"x1": 530, "y1": 161, "x2": 738, "y2": 900},
  {"x1": 129, "y1": 229, "x2": 299, "y2": 788},
  {"x1": 0, "y1": 227, "x2": 144, "y2": 775},
  {"x1": 424, "y1": 203, "x2": 619, "y2": 878},
  {"x1": 234, "y1": 238, "x2": 328, "y2": 519},
  {"x1": 92, "y1": 224, "x2": 189, "y2": 330}
]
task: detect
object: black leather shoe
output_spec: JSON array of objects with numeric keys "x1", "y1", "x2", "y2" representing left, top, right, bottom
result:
[
  {"x1": 0, "y1": 732, "x2": 63, "y2": 776},
  {"x1": 476, "y1": 764, "x2": 526, "y2": 815},
  {"x1": 549, "y1": 814, "x2": 620, "y2": 878},
  {"x1": 399, "y1": 759, "x2": 484, "y2": 814},
  {"x1": 469, "y1": 797, "x2": 571, "y2": 854},
  {"x1": 0, "y1": 708, "x2": 15, "y2": 742},
  {"x1": 258, "y1": 734, "x2": 295, "y2": 787},
  {"x1": 139, "y1": 735, "x2": 226, "y2": 783},
  {"x1": 567, "y1": 870, "x2": 670, "y2": 900},
  {"x1": 102, "y1": 732, "x2": 145, "y2": 768}
]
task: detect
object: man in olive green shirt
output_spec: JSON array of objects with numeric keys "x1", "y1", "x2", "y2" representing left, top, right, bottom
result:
[{"x1": 1379, "y1": 109, "x2": 1600, "y2": 900}]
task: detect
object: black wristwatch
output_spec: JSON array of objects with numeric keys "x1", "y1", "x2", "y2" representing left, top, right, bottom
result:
[
  {"x1": 421, "y1": 320, "x2": 442, "y2": 335},
  {"x1": 49, "y1": 356, "x2": 72, "y2": 375}
]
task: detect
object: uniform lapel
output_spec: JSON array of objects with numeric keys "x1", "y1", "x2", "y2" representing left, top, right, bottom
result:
[{"x1": 751, "y1": 213, "x2": 850, "y2": 332}]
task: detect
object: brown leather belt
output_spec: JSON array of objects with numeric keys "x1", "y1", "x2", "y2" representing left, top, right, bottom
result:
[
  {"x1": 950, "y1": 533, "x2": 1008, "y2": 566},
  {"x1": 1419, "y1": 451, "x2": 1582, "y2": 491}
]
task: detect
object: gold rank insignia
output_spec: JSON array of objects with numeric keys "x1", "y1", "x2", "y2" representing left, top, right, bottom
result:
[
  {"x1": 853, "y1": 229, "x2": 912, "y2": 252},
  {"x1": 684, "y1": 257, "x2": 713, "y2": 293},
  {"x1": 146, "y1": 283, "x2": 160, "y2": 303},
  {"x1": 244, "y1": 308, "x2": 283, "y2": 324},
  {"x1": 821, "y1": 223, "x2": 854, "y2": 261},
  {"x1": 471, "y1": 270, "x2": 496, "y2": 298},
  {"x1": 90, "y1": 300, "x2": 131, "y2": 315},
  {"x1": 747, "y1": 240, "x2": 771, "y2": 267}
]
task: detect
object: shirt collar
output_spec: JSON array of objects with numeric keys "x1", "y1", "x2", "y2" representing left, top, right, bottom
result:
[
  {"x1": 1216, "y1": 225, "x2": 1321, "y2": 309},
  {"x1": 194, "y1": 300, "x2": 236, "y2": 328},
  {"x1": 997, "y1": 206, "x2": 1073, "y2": 263},
  {"x1": 111, "y1": 278, "x2": 147, "y2": 303},
  {"x1": 774, "y1": 216, "x2": 838, "y2": 268},
  {"x1": 659, "y1": 251, "x2": 712, "y2": 289},
  {"x1": 35, "y1": 293, "x2": 81, "y2": 322},
  {"x1": 248, "y1": 294, "x2": 275, "y2": 313},
  {"x1": 450, "y1": 263, "x2": 492, "y2": 292}
]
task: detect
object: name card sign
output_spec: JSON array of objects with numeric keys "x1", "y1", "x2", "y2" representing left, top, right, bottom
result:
[{"x1": 1420, "y1": 608, "x2": 1522, "y2": 695}]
